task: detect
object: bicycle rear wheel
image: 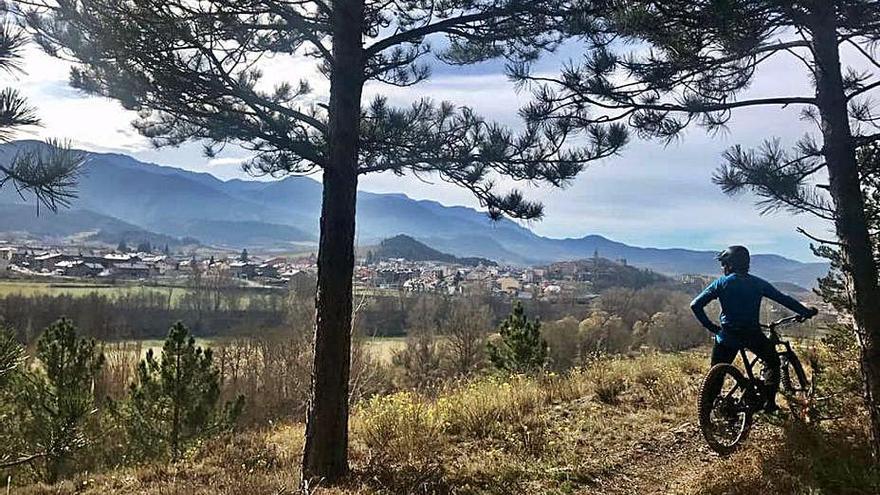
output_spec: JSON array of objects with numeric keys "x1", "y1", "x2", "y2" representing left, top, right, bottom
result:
[
  {"x1": 780, "y1": 351, "x2": 810, "y2": 421},
  {"x1": 698, "y1": 363, "x2": 754, "y2": 455}
]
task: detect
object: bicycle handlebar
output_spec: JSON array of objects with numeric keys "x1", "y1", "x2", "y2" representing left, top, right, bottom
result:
[{"x1": 761, "y1": 313, "x2": 813, "y2": 330}]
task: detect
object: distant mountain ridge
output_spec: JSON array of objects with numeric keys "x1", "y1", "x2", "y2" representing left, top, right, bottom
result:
[{"x1": 0, "y1": 141, "x2": 828, "y2": 286}]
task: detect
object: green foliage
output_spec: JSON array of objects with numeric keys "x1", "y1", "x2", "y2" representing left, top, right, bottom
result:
[
  {"x1": 0, "y1": 325, "x2": 22, "y2": 388},
  {"x1": 0, "y1": 326, "x2": 25, "y2": 468},
  {"x1": 814, "y1": 144, "x2": 880, "y2": 314},
  {"x1": 8, "y1": 319, "x2": 104, "y2": 482},
  {"x1": 806, "y1": 324, "x2": 866, "y2": 424},
  {"x1": 120, "y1": 322, "x2": 243, "y2": 462},
  {"x1": 488, "y1": 302, "x2": 547, "y2": 373}
]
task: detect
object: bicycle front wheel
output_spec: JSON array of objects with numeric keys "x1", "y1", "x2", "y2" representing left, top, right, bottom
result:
[
  {"x1": 780, "y1": 351, "x2": 810, "y2": 421},
  {"x1": 698, "y1": 363, "x2": 754, "y2": 455}
]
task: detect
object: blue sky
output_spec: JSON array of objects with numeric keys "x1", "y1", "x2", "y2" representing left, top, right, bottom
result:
[{"x1": 3, "y1": 41, "x2": 841, "y2": 262}]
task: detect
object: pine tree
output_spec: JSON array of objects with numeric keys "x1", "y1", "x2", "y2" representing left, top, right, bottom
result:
[
  {"x1": 20, "y1": 0, "x2": 624, "y2": 481},
  {"x1": 516, "y1": 0, "x2": 880, "y2": 458},
  {"x1": 0, "y1": 11, "x2": 81, "y2": 211},
  {"x1": 813, "y1": 145, "x2": 880, "y2": 314},
  {"x1": 121, "y1": 322, "x2": 243, "y2": 462},
  {"x1": 13, "y1": 319, "x2": 104, "y2": 481},
  {"x1": 117, "y1": 240, "x2": 128, "y2": 253},
  {"x1": 0, "y1": 327, "x2": 25, "y2": 469},
  {"x1": 240, "y1": 249, "x2": 249, "y2": 262},
  {"x1": 488, "y1": 302, "x2": 547, "y2": 374},
  {"x1": 0, "y1": 326, "x2": 21, "y2": 389}
]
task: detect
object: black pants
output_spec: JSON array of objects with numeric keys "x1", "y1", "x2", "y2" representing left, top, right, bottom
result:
[{"x1": 711, "y1": 328, "x2": 781, "y2": 404}]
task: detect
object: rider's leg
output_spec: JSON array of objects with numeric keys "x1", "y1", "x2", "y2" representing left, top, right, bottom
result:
[
  {"x1": 744, "y1": 332, "x2": 781, "y2": 411},
  {"x1": 711, "y1": 341, "x2": 738, "y2": 366}
]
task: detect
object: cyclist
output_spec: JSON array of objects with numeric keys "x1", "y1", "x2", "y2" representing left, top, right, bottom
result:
[{"x1": 690, "y1": 245, "x2": 818, "y2": 413}]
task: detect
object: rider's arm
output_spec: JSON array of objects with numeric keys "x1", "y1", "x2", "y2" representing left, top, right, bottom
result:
[
  {"x1": 760, "y1": 280, "x2": 816, "y2": 317},
  {"x1": 690, "y1": 280, "x2": 722, "y2": 334}
]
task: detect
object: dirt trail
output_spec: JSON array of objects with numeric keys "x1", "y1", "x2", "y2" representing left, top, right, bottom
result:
[
  {"x1": 580, "y1": 421, "x2": 715, "y2": 494},
  {"x1": 580, "y1": 420, "x2": 772, "y2": 495}
]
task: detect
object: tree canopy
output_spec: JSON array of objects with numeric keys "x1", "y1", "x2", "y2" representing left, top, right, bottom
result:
[
  {"x1": 22, "y1": 0, "x2": 625, "y2": 219},
  {"x1": 515, "y1": 0, "x2": 880, "y2": 218}
]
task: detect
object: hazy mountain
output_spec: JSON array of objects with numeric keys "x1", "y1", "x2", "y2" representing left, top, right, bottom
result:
[
  {"x1": 374, "y1": 235, "x2": 497, "y2": 267},
  {"x1": 0, "y1": 141, "x2": 828, "y2": 286},
  {"x1": 0, "y1": 203, "x2": 192, "y2": 249}
]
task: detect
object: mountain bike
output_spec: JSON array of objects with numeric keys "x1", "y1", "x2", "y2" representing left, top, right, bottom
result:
[{"x1": 698, "y1": 315, "x2": 813, "y2": 455}]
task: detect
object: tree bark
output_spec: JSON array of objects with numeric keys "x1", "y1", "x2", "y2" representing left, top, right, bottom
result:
[
  {"x1": 301, "y1": 0, "x2": 365, "y2": 484},
  {"x1": 812, "y1": 7, "x2": 880, "y2": 460}
]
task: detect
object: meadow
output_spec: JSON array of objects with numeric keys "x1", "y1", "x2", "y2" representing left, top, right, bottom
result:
[{"x1": 0, "y1": 280, "x2": 184, "y2": 299}]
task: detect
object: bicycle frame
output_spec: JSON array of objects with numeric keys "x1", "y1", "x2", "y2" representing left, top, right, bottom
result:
[{"x1": 734, "y1": 315, "x2": 804, "y2": 410}]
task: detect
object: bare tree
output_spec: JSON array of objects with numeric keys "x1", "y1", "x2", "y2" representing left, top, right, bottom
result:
[{"x1": 444, "y1": 296, "x2": 492, "y2": 375}]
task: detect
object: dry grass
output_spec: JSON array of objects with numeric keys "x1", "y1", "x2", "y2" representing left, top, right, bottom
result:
[
  {"x1": 690, "y1": 421, "x2": 880, "y2": 495},
  {"x1": 10, "y1": 349, "x2": 878, "y2": 495},
  {"x1": 11, "y1": 428, "x2": 302, "y2": 495}
]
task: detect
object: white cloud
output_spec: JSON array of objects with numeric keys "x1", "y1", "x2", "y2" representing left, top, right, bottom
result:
[{"x1": 3, "y1": 37, "x2": 858, "y2": 261}]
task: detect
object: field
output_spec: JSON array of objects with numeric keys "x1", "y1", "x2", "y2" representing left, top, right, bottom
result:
[
  {"x1": 0, "y1": 280, "x2": 188, "y2": 300},
  {"x1": 360, "y1": 337, "x2": 406, "y2": 363},
  {"x1": 13, "y1": 350, "x2": 878, "y2": 495},
  {"x1": 118, "y1": 336, "x2": 401, "y2": 362}
]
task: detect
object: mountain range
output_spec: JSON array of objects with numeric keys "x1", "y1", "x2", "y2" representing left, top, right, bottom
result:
[{"x1": 0, "y1": 140, "x2": 829, "y2": 286}]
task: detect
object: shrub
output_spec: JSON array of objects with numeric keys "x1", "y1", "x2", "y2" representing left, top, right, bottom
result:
[
  {"x1": 213, "y1": 331, "x2": 313, "y2": 424},
  {"x1": 806, "y1": 323, "x2": 864, "y2": 423},
  {"x1": 634, "y1": 310, "x2": 705, "y2": 352},
  {"x1": 578, "y1": 312, "x2": 631, "y2": 356},
  {"x1": 355, "y1": 392, "x2": 444, "y2": 466},
  {"x1": 488, "y1": 302, "x2": 548, "y2": 373},
  {"x1": 9, "y1": 319, "x2": 105, "y2": 482},
  {"x1": 586, "y1": 360, "x2": 628, "y2": 405},
  {"x1": 542, "y1": 317, "x2": 582, "y2": 371},
  {"x1": 119, "y1": 322, "x2": 244, "y2": 462},
  {"x1": 437, "y1": 375, "x2": 544, "y2": 438},
  {"x1": 393, "y1": 296, "x2": 448, "y2": 388},
  {"x1": 633, "y1": 360, "x2": 689, "y2": 409}
]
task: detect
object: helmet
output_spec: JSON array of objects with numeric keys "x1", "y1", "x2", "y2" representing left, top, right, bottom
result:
[{"x1": 717, "y1": 245, "x2": 750, "y2": 273}]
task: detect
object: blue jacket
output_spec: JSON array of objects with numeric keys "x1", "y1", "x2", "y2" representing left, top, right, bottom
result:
[{"x1": 690, "y1": 273, "x2": 812, "y2": 346}]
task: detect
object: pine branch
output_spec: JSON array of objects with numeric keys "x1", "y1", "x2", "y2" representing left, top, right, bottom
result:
[
  {"x1": 0, "y1": 452, "x2": 48, "y2": 469},
  {"x1": 797, "y1": 227, "x2": 844, "y2": 247},
  {"x1": 0, "y1": 139, "x2": 83, "y2": 212}
]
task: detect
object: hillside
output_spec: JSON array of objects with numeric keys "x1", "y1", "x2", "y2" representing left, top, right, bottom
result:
[
  {"x1": 11, "y1": 351, "x2": 874, "y2": 495},
  {"x1": 373, "y1": 234, "x2": 496, "y2": 266},
  {"x1": 0, "y1": 141, "x2": 828, "y2": 285},
  {"x1": 0, "y1": 203, "x2": 194, "y2": 249}
]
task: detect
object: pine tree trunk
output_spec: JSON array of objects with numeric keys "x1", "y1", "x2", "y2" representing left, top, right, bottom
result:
[
  {"x1": 301, "y1": 0, "x2": 364, "y2": 484},
  {"x1": 812, "y1": 8, "x2": 880, "y2": 460}
]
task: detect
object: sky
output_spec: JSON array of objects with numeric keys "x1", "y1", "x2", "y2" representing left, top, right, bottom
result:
[{"x1": 2, "y1": 39, "x2": 845, "y2": 263}]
